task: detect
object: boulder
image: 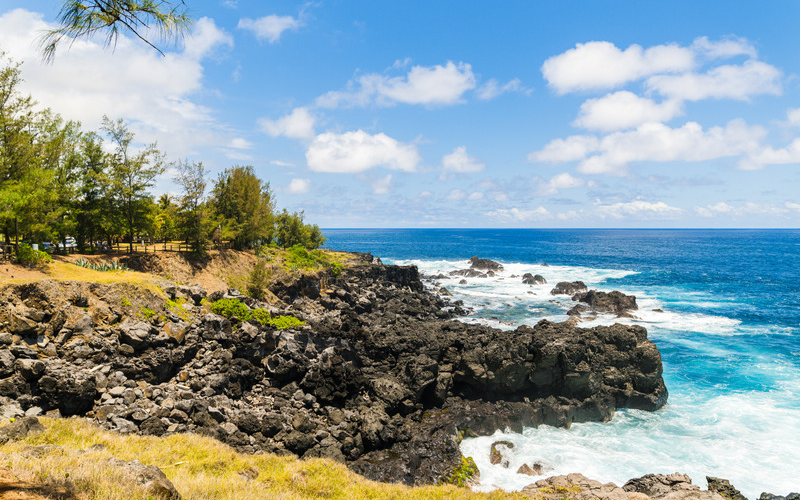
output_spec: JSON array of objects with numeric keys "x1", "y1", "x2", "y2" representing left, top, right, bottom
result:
[
  {"x1": 0, "y1": 416, "x2": 45, "y2": 444},
  {"x1": 574, "y1": 290, "x2": 638, "y2": 316},
  {"x1": 469, "y1": 256, "x2": 503, "y2": 271},
  {"x1": 551, "y1": 281, "x2": 588, "y2": 296},
  {"x1": 522, "y1": 273, "x2": 547, "y2": 285},
  {"x1": 110, "y1": 458, "x2": 182, "y2": 500},
  {"x1": 706, "y1": 477, "x2": 747, "y2": 500},
  {"x1": 489, "y1": 440, "x2": 514, "y2": 467}
]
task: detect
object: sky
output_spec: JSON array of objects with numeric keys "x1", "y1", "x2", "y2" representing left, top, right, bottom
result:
[{"x1": 1, "y1": 1, "x2": 800, "y2": 228}]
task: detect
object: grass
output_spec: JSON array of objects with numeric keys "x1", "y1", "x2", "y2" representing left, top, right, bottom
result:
[{"x1": 0, "y1": 418, "x2": 529, "y2": 500}]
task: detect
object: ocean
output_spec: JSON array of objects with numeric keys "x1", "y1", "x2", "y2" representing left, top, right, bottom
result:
[{"x1": 323, "y1": 229, "x2": 800, "y2": 498}]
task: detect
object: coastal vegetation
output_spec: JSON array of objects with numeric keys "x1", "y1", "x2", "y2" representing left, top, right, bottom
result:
[
  {"x1": 0, "y1": 51, "x2": 323, "y2": 260},
  {"x1": 1, "y1": 417, "x2": 528, "y2": 500}
]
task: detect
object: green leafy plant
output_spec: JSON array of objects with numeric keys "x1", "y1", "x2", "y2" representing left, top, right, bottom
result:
[
  {"x1": 15, "y1": 244, "x2": 52, "y2": 266},
  {"x1": 250, "y1": 308, "x2": 271, "y2": 326},
  {"x1": 140, "y1": 307, "x2": 156, "y2": 318},
  {"x1": 210, "y1": 298, "x2": 252, "y2": 322},
  {"x1": 73, "y1": 258, "x2": 128, "y2": 272},
  {"x1": 121, "y1": 298, "x2": 132, "y2": 307},
  {"x1": 267, "y1": 315, "x2": 305, "y2": 330}
]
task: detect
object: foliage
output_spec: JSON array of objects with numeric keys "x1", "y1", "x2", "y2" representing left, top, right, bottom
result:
[
  {"x1": 275, "y1": 209, "x2": 325, "y2": 249},
  {"x1": 210, "y1": 298, "x2": 251, "y2": 321},
  {"x1": 174, "y1": 159, "x2": 211, "y2": 254},
  {"x1": 140, "y1": 307, "x2": 156, "y2": 318},
  {"x1": 447, "y1": 456, "x2": 479, "y2": 487},
  {"x1": 267, "y1": 315, "x2": 305, "y2": 330},
  {"x1": 121, "y1": 298, "x2": 132, "y2": 307},
  {"x1": 38, "y1": 0, "x2": 193, "y2": 62},
  {"x1": 74, "y1": 257, "x2": 128, "y2": 272},
  {"x1": 209, "y1": 298, "x2": 304, "y2": 329},
  {"x1": 15, "y1": 243, "x2": 52, "y2": 266},
  {"x1": 284, "y1": 244, "x2": 344, "y2": 276},
  {"x1": 211, "y1": 165, "x2": 275, "y2": 250},
  {"x1": 247, "y1": 259, "x2": 271, "y2": 299}
]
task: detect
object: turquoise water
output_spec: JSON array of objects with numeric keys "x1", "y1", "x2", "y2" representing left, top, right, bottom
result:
[{"x1": 324, "y1": 229, "x2": 800, "y2": 497}]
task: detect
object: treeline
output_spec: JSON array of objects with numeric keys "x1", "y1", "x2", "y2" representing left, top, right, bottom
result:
[{"x1": 0, "y1": 52, "x2": 322, "y2": 255}]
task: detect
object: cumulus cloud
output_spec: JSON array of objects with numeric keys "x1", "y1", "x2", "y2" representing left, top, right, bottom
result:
[
  {"x1": 287, "y1": 178, "x2": 311, "y2": 194},
  {"x1": 646, "y1": 60, "x2": 782, "y2": 101},
  {"x1": 238, "y1": 14, "x2": 301, "y2": 43},
  {"x1": 531, "y1": 120, "x2": 766, "y2": 176},
  {"x1": 0, "y1": 9, "x2": 233, "y2": 157},
  {"x1": 315, "y1": 61, "x2": 476, "y2": 108},
  {"x1": 476, "y1": 78, "x2": 529, "y2": 100},
  {"x1": 259, "y1": 107, "x2": 316, "y2": 140},
  {"x1": 594, "y1": 200, "x2": 683, "y2": 219},
  {"x1": 468, "y1": 191, "x2": 484, "y2": 201},
  {"x1": 440, "y1": 146, "x2": 485, "y2": 179},
  {"x1": 485, "y1": 207, "x2": 552, "y2": 222},
  {"x1": 228, "y1": 138, "x2": 253, "y2": 149},
  {"x1": 740, "y1": 138, "x2": 800, "y2": 170},
  {"x1": 787, "y1": 108, "x2": 800, "y2": 126},
  {"x1": 446, "y1": 189, "x2": 467, "y2": 201},
  {"x1": 694, "y1": 201, "x2": 797, "y2": 218},
  {"x1": 541, "y1": 41, "x2": 694, "y2": 94},
  {"x1": 536, "y1": 173, "x2": 584, "y2": 195},
  {"x1": 573, "y1": 91, "x2": 683, "y2": 131},
  {"x1": 305, "y1": 130, "x2": 420, "y2": 173}
]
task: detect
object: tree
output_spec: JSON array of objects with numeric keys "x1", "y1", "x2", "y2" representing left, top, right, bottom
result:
[
  {"x1": 102, "y1": 116, "x2": 165, "y2": 253},
  {"x1": 275, "y1": 209, "x2": 325, "y2": 250},
  {"x1": 39, "y1": 0, "x2": 193, "y2": 62},
  {"x1": 174, "y1": 159, "x2": 210, "y2": 254},
  {"x1": 210, "y1": 165, "x2": 275, "y2": 250},
  {"x1": 74, "y1": 132, "x2": 109, "y2": 251}
]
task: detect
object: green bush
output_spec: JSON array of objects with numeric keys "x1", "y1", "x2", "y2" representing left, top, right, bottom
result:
[
  {"x1": 447, "y1": 456, "x2": 479, "y2": 487},
  {"x1": 247, "y1": 260, "x2": 271, "y2": 299},
  {"x1": 210, "y1": 298, "x2": 252, "y2": 321},
  {"x1": 250, "y1": 308, "x2": 271, "y2": 326},
  {"x1": 284, "y1": 244, "x2": 344, "y2": 275},
  {"x1": 15, "y1": 244, "x2": 52, "y2": 266},
  {"x1": 268, "y1": 315, "x2": 305, "y2": 330}
]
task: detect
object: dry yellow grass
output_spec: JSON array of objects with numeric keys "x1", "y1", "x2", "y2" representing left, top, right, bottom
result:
[{"x1": 0, "y1": 418, "x2": 529, "y2": 500}]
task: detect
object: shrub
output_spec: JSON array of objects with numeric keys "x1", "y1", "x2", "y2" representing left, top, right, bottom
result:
[
  {"x1": 447, "y1": 456, "x2": 479, "y2": 487},
  {"x1": 140, "y1": 307, "x2": 156, "y2": 318},
  {"x1": 210, "y1": 298, "x2": 251, "y2": 322},
  {"x1": 250, "y1": 308, "x2": 271, "y2": 326},
  {"x1": 268, "y1": 315, "x2": 305, "y2": 330},
  {"x1": 247, "y1": 260, "x2": 271, "y2": 299},
  {"x1": 15, "y1": 244, "x2": 52, "y2": 266}
]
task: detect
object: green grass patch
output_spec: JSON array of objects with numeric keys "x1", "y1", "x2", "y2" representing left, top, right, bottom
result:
[{"x1": 210, "y1": 298, "x2": 305, "y2": 329}]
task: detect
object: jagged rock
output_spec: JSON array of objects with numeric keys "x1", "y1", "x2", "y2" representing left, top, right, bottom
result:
[
  {"x1": 551, "y1": 281, "x2": 588, "y2": 296},
  {"x1": 574, "y1": 290, "x2": 638, "y2": 316},
  {"x1": 118, "y1": 318, "x2": 153, "y2": 349},
  {"x1": 760, "y1": 493, "x2": 800, "y2": 500},
  {"x1": 489, "y1": 440, "x2": 514, "y2": 466},
  {"x1": 517, "y1": 463, "x2": 544, "y2": 476},
  {"x1": 469, "y1": 256, "x2": 504, "y2": 271},
  {"x1": 624, "y1": 473, "x2": 703, "y2": 498},
  {"x1": 522, "y1": 273, "x2": 547, "y2": 285},
  {"x1": 111, "y1": 458, "x2": 182, "y2": 500},
  {"x1": 449, "y1": 269, "x2": 485, "y2": 278},
  {"x1": 706, "y1": 477, "x2": 747, "y2": 500},
  {"x1": 0, "y1": 416, "x2": 45, "y2": 444},
  {"x1": 523, "y1": 473, "x2": 630, "y2": 500}
]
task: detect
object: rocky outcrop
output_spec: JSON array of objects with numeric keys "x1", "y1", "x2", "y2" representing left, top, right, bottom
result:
[
  {"x1": 551, "y1": 281, "x2": 588, "y2": 296},
  {"x1": 574, "y1": 290, "x2": 638, "y2": 317},
  {"x1": 0, "y1": 260, "x2": 667, "y2": 486},
  {"x1": 525, "y1": 473, "x2": 729, "y2": 500},
  {"x1": 522, "y1": 273, "x2": 547, "y2": 285},
  {"x1": 469, "y1": 256, "x2": 503, "y2": 272}
]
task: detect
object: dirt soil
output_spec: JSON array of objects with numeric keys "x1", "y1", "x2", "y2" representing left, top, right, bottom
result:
[
  {"x1": 0, "y1": 249, "x2": 258, "y2": 293},
  {"x1": 0, "y1": 468, "x2": 82, "y2": 500}
]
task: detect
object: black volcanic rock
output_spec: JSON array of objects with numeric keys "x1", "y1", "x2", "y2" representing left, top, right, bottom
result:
[
  {"x1": 0, "y1": 259, "x2": 667, "y2": 486},
  {"x1": 469, "y1": 256, "x2": 504, "y2": 272},
  {"x1": 574, "y1": 290, "x2": 638, "y2": 316},
  {"x1": 551, "y1": 281, "x2": 588, "y2": 296}
]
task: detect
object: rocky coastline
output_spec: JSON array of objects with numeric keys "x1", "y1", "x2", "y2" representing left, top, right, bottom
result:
[{"x1": 0, "y1": 254, "x2": 792, "y2": 498}]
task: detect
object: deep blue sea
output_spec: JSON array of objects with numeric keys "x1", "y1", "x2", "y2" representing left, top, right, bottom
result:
[{"x1": 324, "y1": 229, "x2": 800, "y2": 498}]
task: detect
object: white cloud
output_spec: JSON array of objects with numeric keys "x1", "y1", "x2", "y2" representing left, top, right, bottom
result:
[
  {"x1": 440, "y1": 146, "x2": 485, "y2": 179},
  {"x1": 573, "y1": 91, "x2": 683, "y2": 131},
  {"x1": 229, "y1": 138, "x2": 252, "y2": 149},
  {"x1": 237, "y1": 14, "x2": 301, "y2": 43},
  {"x1": 692, "y1": 36, "x2": 756, "y2": 60},
  {"x1": 646, "y1": 60, "x2": 782, "y2": 101},
  {"x1": 532, "y1": 120, "x2": 766, "y2": 176},
  {"x1": 305, "y1": 130, "x2": 420, "y2": 173},
  {"x1": 695, "y1": 201, "x2": 796, "y2": 218},
  {"x1": 316, "y1": 61, "x2": 476, "y2": 108},
  {"x1": 259, "y1": 107, "x2": 315, "y2": 140},
  {"x1": 541, "y1": 41, "x2": 694, "y2": 94},
  {"x1": 446, "y1": 189, "x2": 466, "y2": 201},
  {"x1": 529, "y1": 135, "x2": 600, "y2": 163},
  {"x1": 787, "y1": 108, "x2": 800, "y2": 126},
  {"x1": 271, "y1": 160, "x2": 295, "y2": 167},
  {"x1": 537, "y1": 173, "x2": 584, "y2": 195},
  {"x1": 0, "y1": 10, "x2": 233, "y2": 157},
  {"x1": 594, "y1": 200, "x2": 683, "y2": 219},
  {"x1": 287, "y1": 178, "x2": 311, "y2": 194},
  {"x1": 476, "y1": 78, "x2": 528, "y2": 100},
  {"x1": 468, "y1": 191, "x2": 484, "y2": 201},
  {"x1": 485, "y1": 207, "x2": 552, "y2": 222},
  {"x1": 370, "y1": 174, "x2": 393, "y2": 195},
  {"x1": 740, "y1": 138, "x2": 800, "y2": 170}
]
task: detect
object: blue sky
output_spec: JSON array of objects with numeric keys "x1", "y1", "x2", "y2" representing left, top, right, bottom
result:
[{"x1": 2, "y1": 1, "x2": 800, "y2": 228}]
